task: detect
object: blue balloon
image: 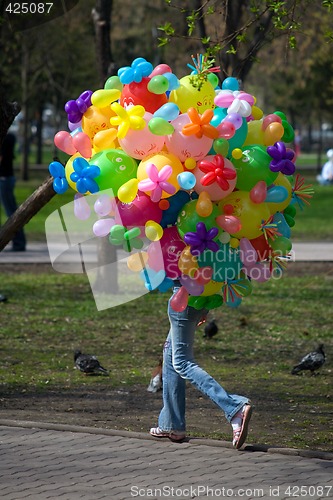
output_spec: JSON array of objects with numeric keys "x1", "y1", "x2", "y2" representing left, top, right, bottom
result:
[
  {"x1": 222, "y1": 77, "x2": 239, "y2": 91},
  {"x1": 154, "y1": 102, "x2": 179, "y2": 121},
  {"x1": 266, "y1": 186, "x2": 288, "y2": 203},
  {"x1": 163, "y1": 72, "x2": 180, "y2": 91},
  {"x1": 177, "y1": 172, "x2": 196, "y2": 190},
  {"x1": 273, "y1": 212, "x2": 291, "y2": 238}
]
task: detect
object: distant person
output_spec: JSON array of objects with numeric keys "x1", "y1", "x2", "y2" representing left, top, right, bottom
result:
[
  {"x1": 317, "y1": 149, "x2": 333, "y2": 185},
  {"x1": 0, "y1": 132, "x2": 26, "y2": 251}
]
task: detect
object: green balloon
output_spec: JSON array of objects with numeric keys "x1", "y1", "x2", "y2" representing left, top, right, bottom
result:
[
  {"x1": 148, "y1": 75, "x2": 169, "y2": 95},
  {"x1": 90, "y1": 149, "x2": 138, "y2": 195},
  {"x1": 232, "y1": 145, "x2": 278, "y2": 191},
  {"x1": 213, "y1": 138, "x2": 229, "y2": 156},
  {"x1": 104, "y1": 76, "x2": 123, "y2": 91},
  {"x1": 269, "y1": 236, "x2": 292, "y2": 254},
  {"x1": 176, "y1": 199, "x2": 220, "y2": 239},
  {"x1": 148, "y1": 117, "x2": 174, "y2": 136},
  {"x1": 198, "y1": 242, "x2": 242, "y2": 282}
]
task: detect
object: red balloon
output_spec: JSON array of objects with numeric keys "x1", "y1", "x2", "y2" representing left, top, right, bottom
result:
[
  {"x1": 170, "y1": 286, "x2": 189, "y2": 312},
  {"x1": 250, "y1": 234, "x2": 272, "y2": 261},
  {"x1": 120, "y1": 77, "x2": 168, "y2": 114}
]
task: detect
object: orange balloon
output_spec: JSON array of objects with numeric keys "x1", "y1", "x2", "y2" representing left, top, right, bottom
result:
[
  {"x1": 178, "y1": 246, "x2": 198, "y2": 277},
  {"x1": 196, "y1": 191, "x2": 213, "y2": 217},
  {"x1": 137, "y1": 151, "x2": 183, "y2": 199}
]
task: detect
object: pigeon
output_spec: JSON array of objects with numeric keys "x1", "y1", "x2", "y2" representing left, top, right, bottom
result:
[
  {"x1": 74, "y1": 350, "x2": 109, "y2": 376},
  {"x1": 147, "y1": 358, "x2": 163, "y2": 392},
  {"x1": 203, "y1": 319, "x2": 219, "y2": 339},
  {"x1": 291, "y1": 344, "x2": 325, "y2": 375}
]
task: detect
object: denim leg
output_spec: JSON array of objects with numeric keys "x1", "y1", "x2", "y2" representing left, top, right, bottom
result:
[
  {"x1": 157, "y1": 292, "x2": 249, "y2": 431},
  {"x1": 0, "y1": 177, "x2": 26, "y2": 250}
]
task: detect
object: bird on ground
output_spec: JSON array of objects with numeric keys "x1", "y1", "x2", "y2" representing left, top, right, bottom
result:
[
  {"x1": 147, "y1": 358, "x2": 163, "y2": 392},
  {"x1": 291, "y1": 344, "x2": 325, "y2": 375},
  {"x1": 203, "y1": 319, "x2": 219, "y2": 339},
  {"x1": 74, "y1": 350, "x2": 109, "y2": 376}
]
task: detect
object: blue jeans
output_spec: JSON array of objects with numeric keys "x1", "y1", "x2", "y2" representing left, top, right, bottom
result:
[
  {"x1": 0, "y1": 176, "x2": 26, "y2": 250},
  {"x1": 158, "y1": 286, "x2": 249, "y2": 432}
]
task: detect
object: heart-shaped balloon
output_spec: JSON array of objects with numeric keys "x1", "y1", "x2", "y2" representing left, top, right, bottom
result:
[
  {"x1": 54, "y1": 131, "x2": 76, "y2": 155},
  {"x1": 72, "y1": 132, "x2": 92, "y2": 158}
]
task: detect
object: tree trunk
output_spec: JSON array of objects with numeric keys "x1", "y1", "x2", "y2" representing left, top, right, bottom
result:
[
  {"x1": 0, "y1": 90, "x2": 20, "y2": 147},
  {"x1": 0, "y1": 177, "x2": 56, "y2": 251},
  {"x1": 92, "y1": 0, "x2": 118, "y2": 293}
]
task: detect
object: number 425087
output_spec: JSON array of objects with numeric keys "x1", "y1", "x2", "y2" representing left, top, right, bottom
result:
[{"x1": 5, "y1": 3, "x2": 53, "y2": 14}]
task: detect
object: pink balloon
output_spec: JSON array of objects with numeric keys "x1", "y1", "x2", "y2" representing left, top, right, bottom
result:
[
  {"x1": 119, "y1": 113, "x2": 165, "y2": 160},
  {"x1": 72, "y1": 132, "x2": 92, "y2": 158},
  {"x1": 170, "y1": 286, "x2": 189, "y2": 312},
  {"x1": 93, "y1": 218, "x2": 115, "y2": 237},
  {"x1": 216, "y1": 215, "x2": 241, "y2": 234},
  {"x1": 180, "y1": 274, "x2": 204, "y2": 296},
  {"x1": 74, "y1": 193, "x2": 91, "y2": 220},
  {"x1": 193, "y1": 266, "x2": 213, "y2": 285},
  {"x1": 150, "y1": 64, "x2": 172, "y2": 77},
  {"x1": 165, "y1": 113, "x2": 212, "y2": 162},
  {"x1": 245, "y1": 262, "x2": 271, "y2": 282},
  {"x1": 250, "y1": 181, "x2": 267, "y2": 204},
  {"x1": 147, "y1": 225, "x2": 186, "y2": 278},
  {"x1": 115, "y1": 191, "x2": 162, "y2": 228},
  {"x1": 217, "y1": 121, "x2": 236, "y2": 139},
  {"x1": 54, "y1": 131, "x2": 76, "y2": 155},
  {"x1": 239, "y1": 237, "x2": 257, "y2": 267},
  {"x1": 192, "y1": 155, "x2": 237, "y2": 201}
]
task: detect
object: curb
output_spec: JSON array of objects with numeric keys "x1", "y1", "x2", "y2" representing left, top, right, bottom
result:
[{"x1": 1, "y1": 419, "x2": 332, "y2": 461}]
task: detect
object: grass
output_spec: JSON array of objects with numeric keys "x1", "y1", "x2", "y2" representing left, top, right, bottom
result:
[{"x1": 0, "y1": 265, "x2": 332, "y2": 451}]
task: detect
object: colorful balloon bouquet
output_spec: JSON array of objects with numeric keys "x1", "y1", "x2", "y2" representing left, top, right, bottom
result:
[{"x1": 49, "y1": 54, "x2": 313, "y2": 311}]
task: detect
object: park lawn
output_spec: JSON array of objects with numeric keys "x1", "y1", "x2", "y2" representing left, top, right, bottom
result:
[{"x1": 0, "y1": 265, "x2": 332, "y2": 452}]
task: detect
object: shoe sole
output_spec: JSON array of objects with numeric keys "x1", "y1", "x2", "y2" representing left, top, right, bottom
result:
[
  {"x1": 235, "y1": 404, "x2": 252, "y2": 449},
  {"x1": 150, "y1": 430, "x2": 186, "y2": 442}
]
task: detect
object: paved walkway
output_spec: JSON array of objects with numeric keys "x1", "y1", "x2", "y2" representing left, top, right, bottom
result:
[
  {"x1": 1, "y1": 421, "x2": 332, "y2": 500},
  {"x1": 0, "y1": 241, "x2": 332, "y2": 264}
]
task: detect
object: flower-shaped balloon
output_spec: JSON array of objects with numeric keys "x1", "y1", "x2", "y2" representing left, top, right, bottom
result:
[
  {"x1": 64, "y1": 90, "x2": 93, "y2": 124},
  {"x1": 110, "y1": 102, "x2": 146, "y2": 139},
  {"x1": 214, "y1": 90, "x2": 254, "y2": 117},
  {"x1": 48, "y1": 161, "x2": 69, "y2": 194},
  {"x1": 182, "y1": 108, "x2": 219, "y2": 139},
  {"x1": 267, "y1": 141, "x2": 296, "y2": 175},
  {"x1": 184, "y1": 222, "x2": 219, "y2": 255},
  {"x1": 109, "y1": 225, "x2": 143, "y2": 252},
  {"x1": 138, "y1": 162, "x2": 176, "y2": 202},
  {"x1": 198, "y1": 154, "x2": 236, "y2": 190},
  {"x1": 221, "y1": 273, "x2": 252, "y2": 308},
  {"x1": 70, "y1": 157, "x2": 100, "y2": 194},
  {"x1": 118, "y1": 57, "x2": 153, "y2": 85}
]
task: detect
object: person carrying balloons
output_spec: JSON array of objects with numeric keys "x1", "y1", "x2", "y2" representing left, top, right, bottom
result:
[{"x1": 149, "y1": 283, "x2": 252, "y2": 449}]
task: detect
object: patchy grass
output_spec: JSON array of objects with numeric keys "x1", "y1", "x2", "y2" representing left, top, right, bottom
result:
[{"x1": 0, "y1": 263, "x2": 332, "y2": 452}]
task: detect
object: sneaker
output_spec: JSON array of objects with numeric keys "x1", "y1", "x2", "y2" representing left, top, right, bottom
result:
[
  {"x1": 150, "y1": 426, "x2": 186, "y2": 442},
  {"x1": 232, "y1": 403, "x2": 252, "y2": 449}
]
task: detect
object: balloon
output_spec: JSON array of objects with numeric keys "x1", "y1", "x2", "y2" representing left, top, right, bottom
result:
[
  {"x1": 137, "y1": 151, "x2": 183, "y2": 199},
  {"x1": 148, "y1": 117, "x2": 174, "y2": 136},
  {"x1": 218, "y1": 191, "x2": 271, "y2": 239},
  {"x1": 81, "y1": 105, "x2": 115, "y2": 140},
  {"x1": 104, "y1": 75, "x2": 123, "y2": 92},
  {"x1": 196, "y1": 191, "x2": 213, "y2": 217},
  {"x1": 165, "y1": 113, "x2": 213, "y2": 163},
  {"x1": 91, "y1": 89, "x2": 121, "y2": 108},
  {"x1": 249, "y1": 234, "x2": 271, "y2": 261},
  {"x1": 117, "y1": 178, "x2": 139, "y2": 203},
  {"x1": 145, "y1": 220, "x2": 163, "y2": 241},
  {"x1": 93, "y1": 128, "x2": 118, "y2": 152},
  {"x1": 148, "y1": 226, "x2": 186, "y2": 279},
  {"x1": 93, "y1": 218, "x2": 115, "y2": 237},
  {"x1": 265, "y1": 185, "x2": 288, "y2": 203},
  {"x1": 147, "y1": 75, "x2": 169, "y2": 94},
  {"x1": 193, "y1": 154, "x2": 237, "y2": 201},
  {"x1": 266, "y1": 172, "x2": 292, "y2": 213},
  {"x1": 94, "y1": 194, "x2": 115, "y2": 216},
  {"x1": 178, "y1": 246, "x2": 199, "y2": 277},
  {"x1": 269, "y1": 235, "x2": 292, "y2": 255},
  {"x1": 231, "y1": 145, "x2": 278, "y2": 191},
  {"x1": 216, "y1": 214, "x2": 241, "y2": 234},
  {"x1": 177, "y1": 171, "x2": 196, "y2": 190},
  {"x1": 180, "y1": 274, "x2": 204, "y2": 296},
  {"x1": 170, "y1": 286, "x2": 189, "y2": 312},
  {"x1": 150, "y1": 64, "x2": 172, "y2": 76},
  {"x1": 54, "y1": 131, "x2": 76, "y2": 155},
  {"x1": 120, "y1": 77, "x2": 168, "y2": 113},
  {"x1": 87, "y1": 149, "x2": 138, "y2": 195},
  {"x1": 127, "y1": 251, "x2": 149, "y2": 272},
  {"x1": 222, "y1": 77, "x2": 239, "y2": 91},
  {"x1": 119, "y1": 114, "x2": 165, "y2": 159},
  {"x1": 272, "y1": 212, "x2": 291, "y2": 238},
  {"x1": 198, "y1": 242, "x2": 242, "y2": 283},
  {"x1": 115, "y1": 192, "x2": 162, "y2": 228},
  {"x1": 154, "y1": 102, "x2": 180, "y2": 122},
  {"x1": 72, "y1": 132, "x2": 92, "y2": 158},
  {"x1": 176, "y1": 199, "x2": 220, "y2": 239},
  {"x1": 213, "y1": 138, "x2": 229, "y2": 156},
  {"x1": 169, "y1": 75, "x2": 215, "y2": 113},
  {"x1": 74, "y1": 193, "x2": 91, "y2": 220},
  {"x1": 250, "y1": 180, "x2": 267, "y2": 203}
]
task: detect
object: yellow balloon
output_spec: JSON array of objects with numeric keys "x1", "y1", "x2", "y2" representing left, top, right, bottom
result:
[
  {"x1": 137, "y1": 151, "x2": 183, "y2": 199},
  {"x1": 65, "y1": 152, "x2": 82, "y2": 192},
  {"x1": 82, "y1": 105, "x2": 115, "y2": 140},
  {"x1": 263, "y1": 122, "x2": 284, "y2": 146},
  {"x1": 117, "y1": 178, "x2": 139, "y2": 204},
  {"x1": 267, "y1": 172, "x2": 293, "y2": 214},
  {"x1": 201, "y1": 280, "x2": 222, "y2": 296},
  {"x1": 145, "y1": 221, "x2": 163, "y2": 241},
  {"x1": 218, "y1": 191, "x2": 271, "y2": 240},
  {"x1": 91, "y1": 89, "x2": 121, "y2": 108},
  {"x1": 244, "y1": 120, "x2": 264, "y2": 146},
  {"x1": 169, "y1": 75, "x2": 215, "y2": 114},
  {"x1": 178, "y1": 246, "x2": 198, "y2": 277},
  {"x1": 93, "y1": 128, "x2": 118, "y2": 152},
  {"x1": 196, "y1": 191, "x2": 213, "y2": 217},
  {"x1": 127, "y1": 251, "x2": 148, "y2": 272}
]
